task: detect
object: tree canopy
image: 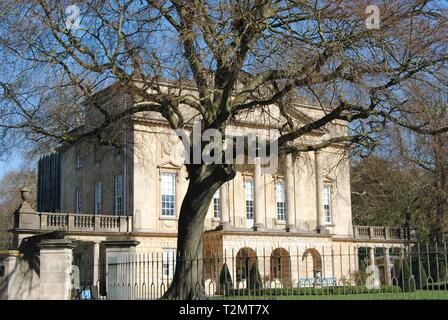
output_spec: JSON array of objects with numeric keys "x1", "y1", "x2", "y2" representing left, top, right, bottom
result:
[{"x1": 0, "y1": 0, "x2": 447, "y2": 299}]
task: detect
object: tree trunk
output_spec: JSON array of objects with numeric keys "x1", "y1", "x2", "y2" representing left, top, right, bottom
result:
[
  {"x1": 162, "y1": 163, "x2": 234, "y2": 300},
  {"x1": 429, "y1": 136, "x2": 447, "y2": 244}
]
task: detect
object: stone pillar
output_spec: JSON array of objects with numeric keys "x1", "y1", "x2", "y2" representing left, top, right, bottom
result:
[
  {"x1": 103, "y1": 239, "x2": 140, "y2": 299},
  {"x1": 254, "y1": 157, "x2": 264, "y2": 231},
  {"x1": 92, "y1": 242, "x2": 100, "y2": 287},
  {"x1": 1, "y1": 250, "x2": 40, "y2": 300},
  {"x1": 219, "y1": 183, "x2": 231, "y2": 230},
  {"x1": 285, "y1": 154, "x2": 296, "y2": 232},
  {"x1": 314, "y1": 151, "x2": 327, "y2": 233},
  {"x1": 38, "y1": 239, "x2": 76, "y2": 300},
  {"x1": 384, "y1": 247, "x2": 392, "y2": 285},
  {"x1": 368, "y1": 247, "x2": 375, "y2": 267}
]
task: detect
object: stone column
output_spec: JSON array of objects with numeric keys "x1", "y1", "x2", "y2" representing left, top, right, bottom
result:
[
  {"x1": 219, "y1": 183, "x2": 231, "y2": 230},
  {"x1": 254, "y1": 157, "x2": 264, "y2": 231},
  {"x1": 384, "y1": 247, "x2": 392, "y2": 285},
  {"x1": 92, "y1": 242, "x2": 100, "y2": 287},
  {"x1": 368, "y1": 247, "x2": 375, "y2": 267},
  {"x1": 285, "y1": 154, "x2": 297, "y2": 232},
  {"x1": 38, "y1": 239, "x2": 76, "y2": 300},
  {"x1": 314, "y1": 151, "x2": 327, "y2": 233}
]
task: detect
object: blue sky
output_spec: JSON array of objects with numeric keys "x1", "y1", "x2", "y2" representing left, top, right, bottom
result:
[{"x1": 0, "y1": 151, "x2": 25, "y2": 180}]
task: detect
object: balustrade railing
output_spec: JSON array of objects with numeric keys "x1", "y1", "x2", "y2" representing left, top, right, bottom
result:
[
  {"x1": 353, "y1": 226, "x2": 415, "y2": 241},
  {"x1": 38, "y1": 213, "x2": 132, "y2": 233}
]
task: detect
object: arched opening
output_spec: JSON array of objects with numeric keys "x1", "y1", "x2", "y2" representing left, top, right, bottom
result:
[
  {"x1": 270, "y1": 248, "x2": 292, "y2": 287},
  {"x1": 235, "y1": 247, "x2": 257, "y2": 282},
  {"x1": 302, "y1": 248, "x2": 323, "y2": 278}
]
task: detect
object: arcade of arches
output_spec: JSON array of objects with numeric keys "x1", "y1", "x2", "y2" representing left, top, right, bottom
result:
[{"x1": 202, "y1": 234, "x2": 406, "y2": 289}]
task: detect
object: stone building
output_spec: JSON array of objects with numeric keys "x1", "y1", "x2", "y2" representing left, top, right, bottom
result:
[{"x1": 12, "y1": 82, "x2": 414, "y2": 293}]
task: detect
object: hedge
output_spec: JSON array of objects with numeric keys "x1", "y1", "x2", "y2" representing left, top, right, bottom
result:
[{"x1": 227, "y1": 285, "x2": 402, "y2": 296}]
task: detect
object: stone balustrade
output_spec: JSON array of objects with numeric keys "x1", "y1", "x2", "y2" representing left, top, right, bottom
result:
[
  {"x1": 15, "y1": 210, "x2": 132, "y2": 233},
  {"x1": 40, "y1": 212, "x2": 132, "y2": 233},
  {"x1": 353, "y1": 225, "x2": 416, "y2": 241},
  {"x1": 13, "y1": 188, "x2": 132, "y2": 234}
]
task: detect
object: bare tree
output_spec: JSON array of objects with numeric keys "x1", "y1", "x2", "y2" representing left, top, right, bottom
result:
[
  {"x1": 0, "y1": 1, "x2": 447, "y2": 298},
  {"x1": 387, "y1": 87, "x2": 448, "y2": 243}
]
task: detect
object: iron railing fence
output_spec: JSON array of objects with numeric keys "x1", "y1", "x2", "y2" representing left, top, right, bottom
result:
[{"x1": 72, "y1": 244, "x2": 448, "y2": 300}]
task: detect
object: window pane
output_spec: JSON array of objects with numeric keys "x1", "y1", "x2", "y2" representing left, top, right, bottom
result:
[
  {"x1": 95, "y1": 182, "x2": 101, "y2": 214},
  {"x1": 276, "y1": 181, "x2": 286, "y2": 221},
  {"x1": 75, "y1": 152, "x2": 83, "y2": 168},
  {"x1": 245, "y1": 179, "x2": 254, "y2": 219},
  {"x1": 76, "y1": 187, "x2": 82, "y2": 214},
  {"x1": 323, "y1": 186, "x2": 332, "y2": 224},
  {"x1": 213, "y1": 190, "x2": 220, "y2": 218},
  {"x1": 115, "y1": 176, "x2": 123, "y2": 216},
  {"x1": 162, "y1": 249, "x2": 176, "y2": 277},
  {"x1": 161, "y1": 173, "x2": 176, "y2": 216}
]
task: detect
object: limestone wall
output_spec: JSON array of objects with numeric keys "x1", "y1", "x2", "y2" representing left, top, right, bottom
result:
[{"x1": 0, "y1": 251, "x2": 40, "y2": 300}]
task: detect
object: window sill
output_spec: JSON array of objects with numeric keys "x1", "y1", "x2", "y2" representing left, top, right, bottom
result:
[
  {"x1": 160, "y1": 216, "x2": 177, "y2": 221},
  {"x1": 324, "y1": 223, "x2": 335, "y2": 227},
  {"x1": 212, "y1": 218, "x2": 221, "y2": 223},
  {"x1": 275, "y1": 219, "x2": 286, "y2": 225}
]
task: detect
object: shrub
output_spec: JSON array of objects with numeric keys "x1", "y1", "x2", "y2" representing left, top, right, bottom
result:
[
  {"x1": 437, "y1": 259, "x2": 447, "y2": 282},
  {"x1": 248, "y1": 263, "x2": 263, "y2": 291},
  {"x1": 400, "y1": 258, "x2": 416, "y2": 292},
  {"x1": 358, "y1": 259, "x2": 368, "y2": 283},
  {"x1": 219, "y1": 263, "x2": 233, "y2": 295},
  {"x1": 412, "y1": 257, "x2": 428, "y2": 289}
]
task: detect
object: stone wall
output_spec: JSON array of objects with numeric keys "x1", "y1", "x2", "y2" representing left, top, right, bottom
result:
[{"x1": 0, "y1": 250, "x2": 40, "y2": 300}]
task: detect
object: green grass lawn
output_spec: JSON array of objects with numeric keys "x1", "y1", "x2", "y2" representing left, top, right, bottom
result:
[{"x1": 212, "y1": 290, "x2": 448, "y2": 300}]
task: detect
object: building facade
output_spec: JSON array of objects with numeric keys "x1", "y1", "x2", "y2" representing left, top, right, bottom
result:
[{"x1": 12, "y1": 84, "x2": 414, "y2": 293}]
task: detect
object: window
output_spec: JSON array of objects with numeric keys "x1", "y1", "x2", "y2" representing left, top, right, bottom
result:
[
  {"x1": 75, "y1": 187, "x2": 83, "y2": 214},
  {"x1": 75, "y1": 152, "x2": 83, "y2": 168},
  {"x1": 162, "y1": 249, "x2": 176, "y2": 277},
  {"x1": 114, "y1": 175, "x2": 123, "y2": 216},
  {"x1": 323, "y1": 185, "x2": 332, "y2": 224},
  {"x1": 94, "y1": 182, "x2": 102, "y2": 215},
  {"x1": 213, "y1": 190, "x2": 221, "y2": 218},
  {"x1": 245, "y1": 179, "x2": 254, "y2": 220},
  {"x1": 276, "y1": 181, "x2": 286, "y2": 221},
  {"x1": 161, "y1": 172, "x2": 176, "y2": 217}
]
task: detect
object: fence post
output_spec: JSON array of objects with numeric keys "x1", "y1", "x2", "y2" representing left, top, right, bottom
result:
[{"x1": 38, "y1": 239, "x2": 76, "y2": 300}]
